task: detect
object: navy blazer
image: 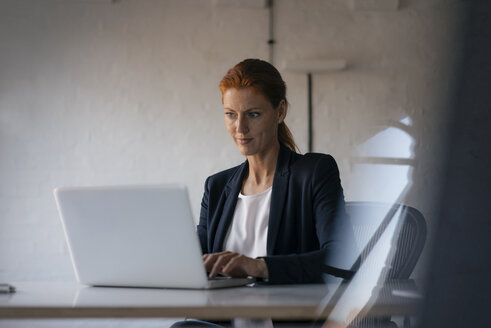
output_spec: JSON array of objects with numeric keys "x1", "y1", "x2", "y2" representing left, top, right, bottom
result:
[{"x1": 198, "y1": 144, "x2": 352, "y2": 284}]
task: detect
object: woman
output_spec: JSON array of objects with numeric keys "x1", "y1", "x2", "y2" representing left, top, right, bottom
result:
[{"x1": 198, "y1": 58, "x2": 353, "y2": 284}]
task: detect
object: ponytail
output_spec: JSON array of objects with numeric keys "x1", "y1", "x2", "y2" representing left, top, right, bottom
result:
[{"x1": 278, "y1": 122, "x2": 298, "y2": 152}]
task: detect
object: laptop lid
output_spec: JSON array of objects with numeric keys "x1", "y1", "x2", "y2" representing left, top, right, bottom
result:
[{"x1": 54, "y1": 184, "x2": 251, "y2": 289}]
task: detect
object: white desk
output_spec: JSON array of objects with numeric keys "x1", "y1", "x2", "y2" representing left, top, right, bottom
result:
[{"x1": 0, "y1": 282, "x2": 419, "y2": 320}]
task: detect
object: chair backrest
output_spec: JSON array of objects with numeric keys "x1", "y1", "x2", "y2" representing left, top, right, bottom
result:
[{"x1": 345, "y1": 201, "x2": 427, "y2": 279}]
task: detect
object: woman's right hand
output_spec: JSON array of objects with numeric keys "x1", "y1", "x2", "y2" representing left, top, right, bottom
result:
[{"x1": 203, "y1": 251, "x2": 269, "y2": 279}]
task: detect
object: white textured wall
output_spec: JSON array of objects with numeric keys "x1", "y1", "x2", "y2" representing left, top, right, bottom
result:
[{"x1": 0, "y1": 0, "x2": 464, "y2": 282}]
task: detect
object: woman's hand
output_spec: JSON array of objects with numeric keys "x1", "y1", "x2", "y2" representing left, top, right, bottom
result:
[{"x1": 203, "y1": 251, "x2": 269, "y2": 279}]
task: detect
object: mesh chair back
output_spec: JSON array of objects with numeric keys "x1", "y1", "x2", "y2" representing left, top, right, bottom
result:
[{"x1": 346, "y1": 202, "x2": 426, "y2": 280}]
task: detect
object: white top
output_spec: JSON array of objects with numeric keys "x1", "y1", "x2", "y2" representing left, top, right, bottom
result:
[{"x1": 223, "y1": 187, "x2": 272, "y2": 258}]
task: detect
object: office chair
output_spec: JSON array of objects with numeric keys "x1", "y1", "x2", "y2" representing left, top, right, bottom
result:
[{"x1": 345, "y1": 201, "x2": 427, "y2": 328}]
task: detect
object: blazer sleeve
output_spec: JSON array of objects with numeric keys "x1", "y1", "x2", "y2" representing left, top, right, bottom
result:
[
  {"x1": 197, "y1": 176, "x2": 211, "y2": 253},
  {"x1": 262, "y1": 155, "x2": 354, "y2": 284}
]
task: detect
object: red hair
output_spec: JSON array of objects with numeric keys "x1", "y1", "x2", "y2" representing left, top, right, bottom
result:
[{"x1": 219, "y1": 59, "x2": 298, "y2": 152}]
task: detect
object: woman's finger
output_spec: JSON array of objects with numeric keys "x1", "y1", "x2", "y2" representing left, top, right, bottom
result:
[
  {"x1": 221, "y1": 254, "x2": 243, "y2": 273},
  {"x1": 221, "y1": 254, "x2": 249, "y2": 277},
  {"x1": 209, "y1": 252, "x2": 236, "y2": 278},
  {"x1": 203, "y1": 251, "x2": 230, "y2": 271}
]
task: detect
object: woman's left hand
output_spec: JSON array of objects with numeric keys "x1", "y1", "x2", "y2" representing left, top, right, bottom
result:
[{"x1": 203, "y1": 251, "x2": 269, "y2": 279}]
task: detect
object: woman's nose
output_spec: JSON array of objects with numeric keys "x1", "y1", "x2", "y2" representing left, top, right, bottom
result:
[{"x1": 236, "y1": 116, "x2": 249, "y2": 134}]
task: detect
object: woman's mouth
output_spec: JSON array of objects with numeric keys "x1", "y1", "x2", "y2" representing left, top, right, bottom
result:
[{"x1": 236, "y1": 138, "x2": 253, "y2": 145}]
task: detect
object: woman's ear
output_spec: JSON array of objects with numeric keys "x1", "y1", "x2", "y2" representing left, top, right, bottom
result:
[{"x1": 277, "y1": 99, "x2": 287, "y2": 124}]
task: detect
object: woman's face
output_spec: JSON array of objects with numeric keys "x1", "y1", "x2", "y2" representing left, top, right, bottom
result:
[{"x1": 223, "y1": 87, "x2": 286, "y2": 157}]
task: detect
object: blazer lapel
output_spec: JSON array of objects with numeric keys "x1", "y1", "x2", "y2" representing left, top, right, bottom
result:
[
  {"x1": 212, "y1": 160, "x2": 249, "y2": 252},
  {"x1": 267, "y1": 145, "x2": 292, "y2": 255}
]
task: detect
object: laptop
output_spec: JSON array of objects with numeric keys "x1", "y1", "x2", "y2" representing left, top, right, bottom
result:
[{"x1": 54, "y1": 184, "x2": 254, "y2": 289}]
